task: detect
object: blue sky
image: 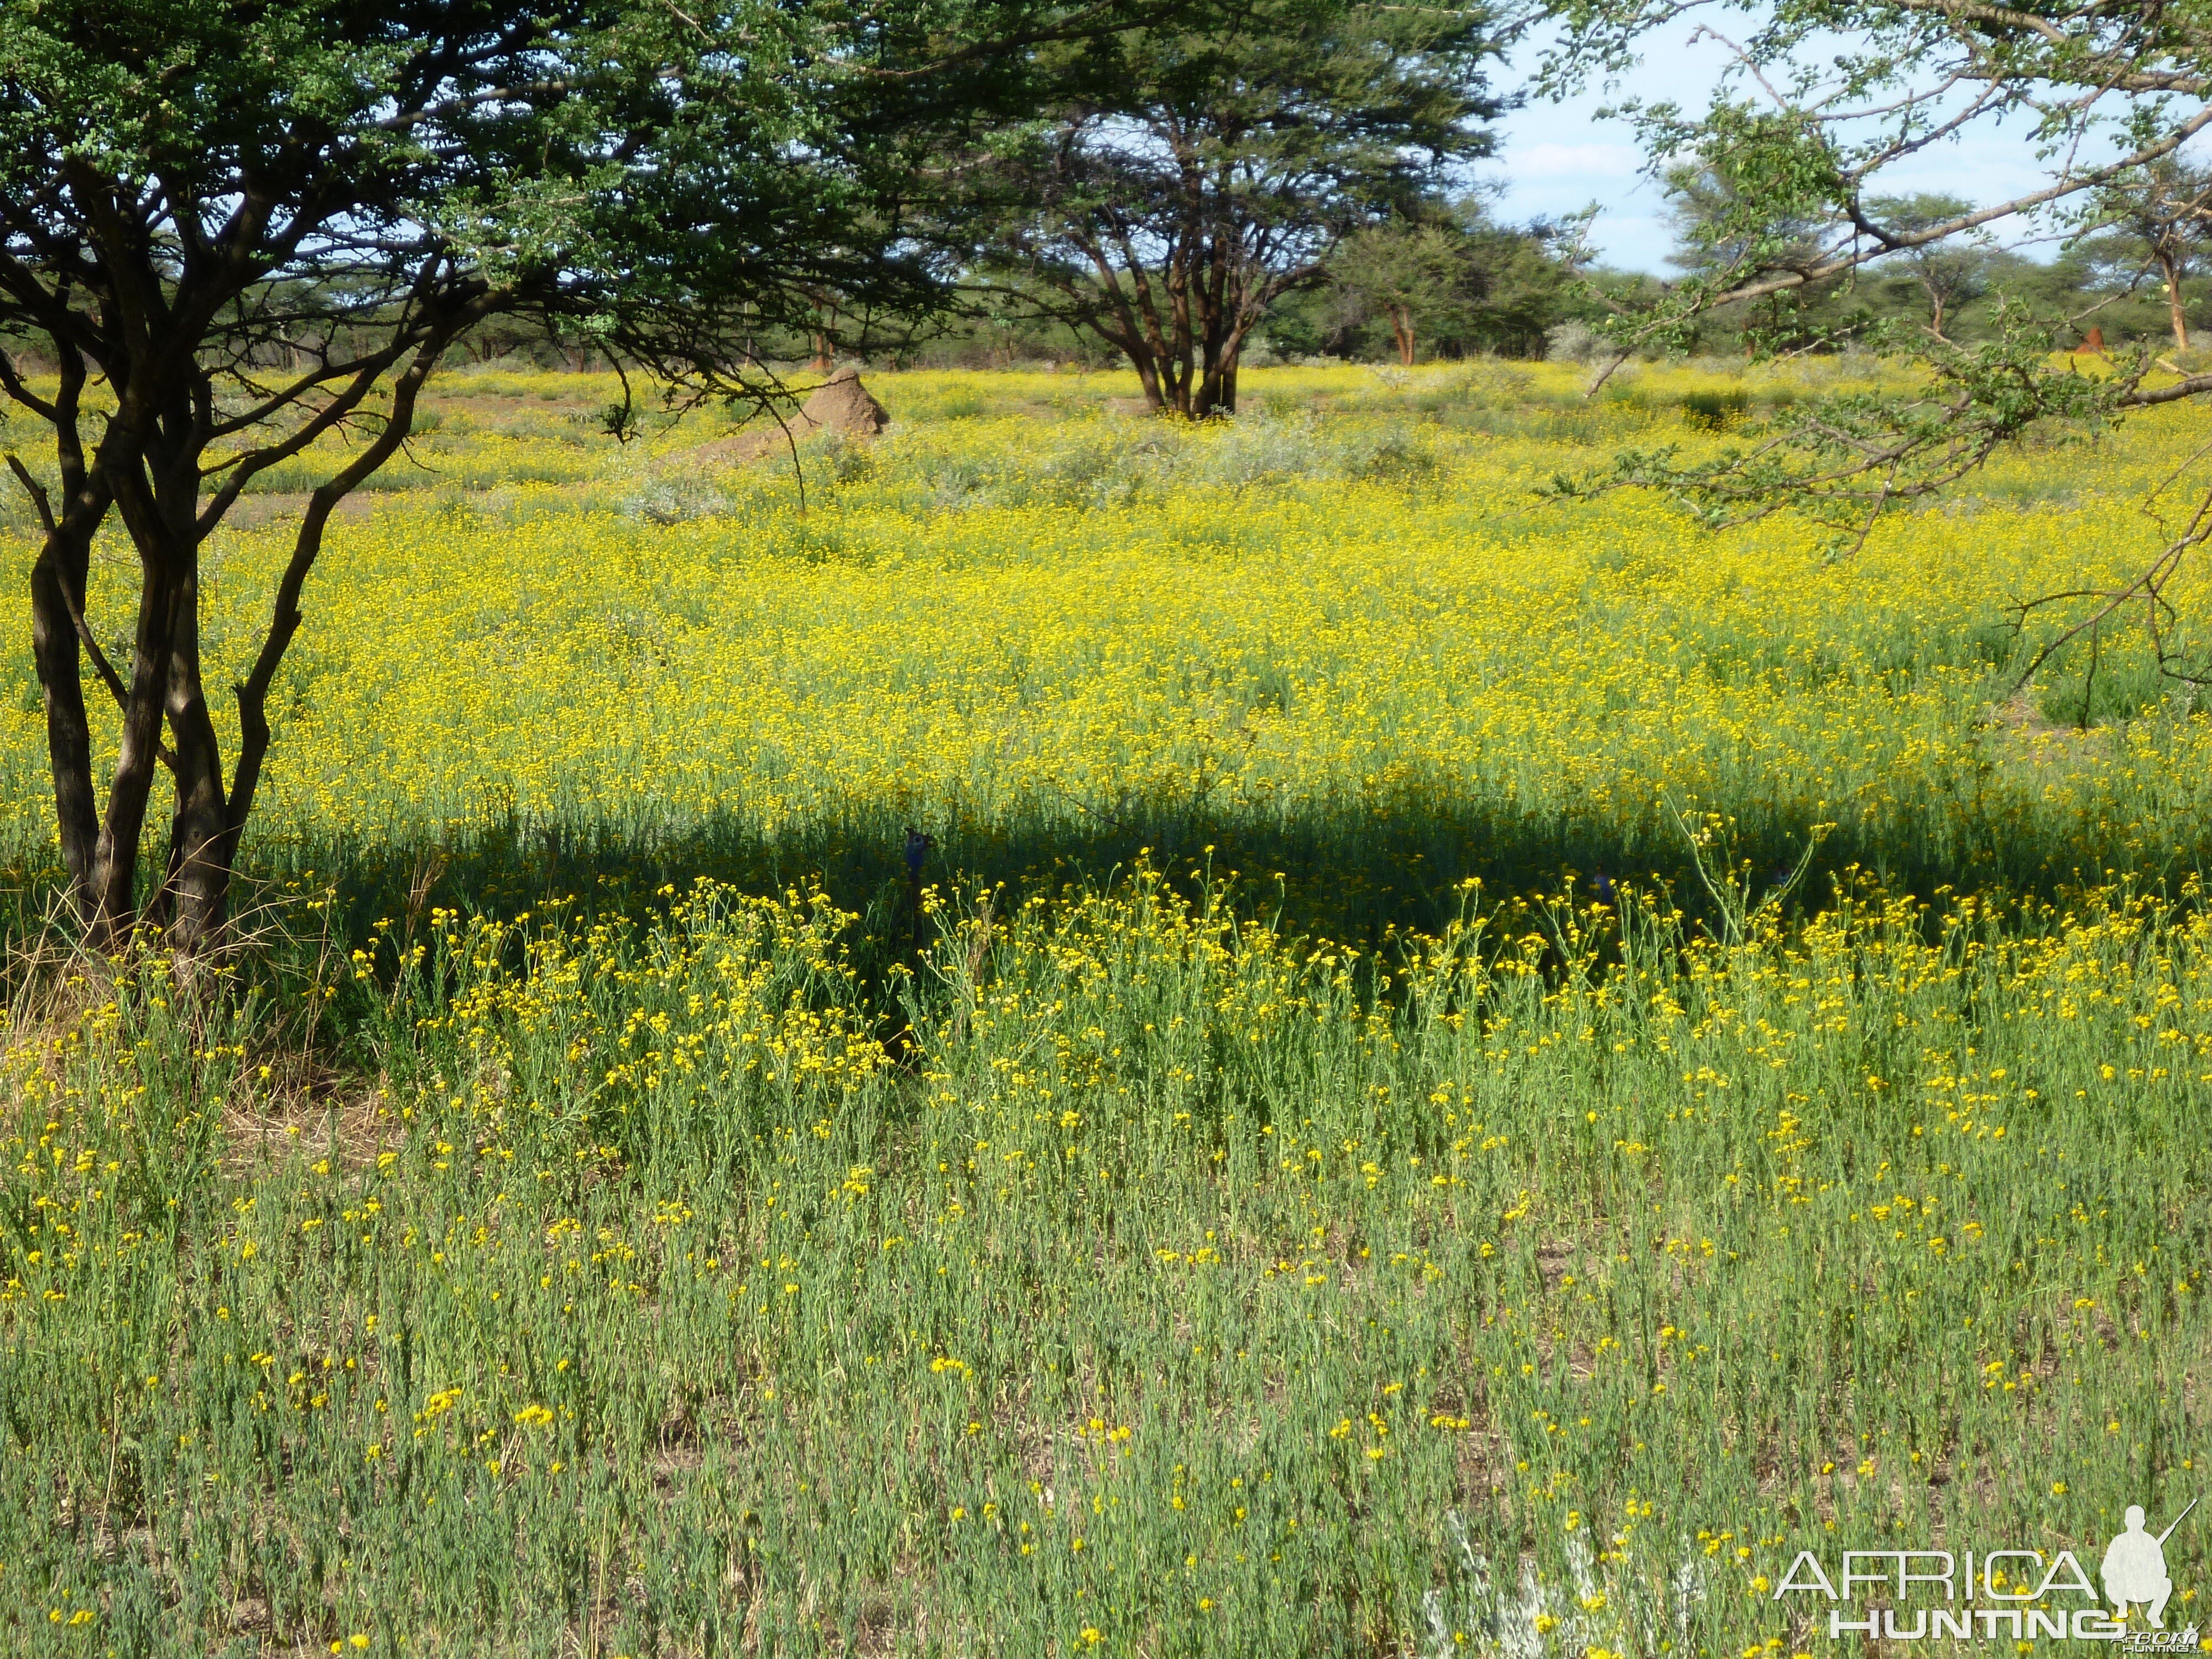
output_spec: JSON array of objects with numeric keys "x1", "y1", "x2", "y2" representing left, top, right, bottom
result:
[{"x1": 1474, "y1": 28, "x2": 2071, "y2": 271}]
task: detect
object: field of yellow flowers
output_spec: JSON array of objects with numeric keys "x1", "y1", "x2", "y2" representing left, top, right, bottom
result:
[{"x1": 2, "y1": 362, "x2": 2210, "y2": 1655}]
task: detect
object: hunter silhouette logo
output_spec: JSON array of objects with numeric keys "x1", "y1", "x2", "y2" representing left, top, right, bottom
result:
[{"x1": 2104, "y1": 1501, "x2": 2194, "y2": 1630}]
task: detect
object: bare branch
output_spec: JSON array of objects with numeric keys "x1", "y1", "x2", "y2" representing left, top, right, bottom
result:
[{"x1": 4, "y1": 451, "x2": 54, "y2": 535}]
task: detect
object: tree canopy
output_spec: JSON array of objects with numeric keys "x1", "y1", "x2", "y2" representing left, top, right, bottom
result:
[
  {"x1": 966, "y1": 0, "x2": 1509, "y2": 414},
  {"x1": 0, "y1": 0, "x2": 1173, "y2": 950},
  {"x1": 1325, "y1": 200, "x2": 1586, "y2": 364}
]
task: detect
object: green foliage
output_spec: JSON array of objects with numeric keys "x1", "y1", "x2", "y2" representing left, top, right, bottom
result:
[
  {"x1": 0, "y1": 1, "x2": 948, "y2": 372},
  {"x1": 2081, "y1": 158, "x2": 2212, "y2": 350}
]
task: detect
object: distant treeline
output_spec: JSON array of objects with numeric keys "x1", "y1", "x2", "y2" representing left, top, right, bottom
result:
[{"x1": 7, "y1": 191, "x2": 2188, "y2": 389}]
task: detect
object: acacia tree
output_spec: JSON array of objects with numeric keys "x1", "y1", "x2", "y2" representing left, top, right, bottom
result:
[
  {"x1": 0, "y1": 0, "x2": 1142, "y2": 952},
  {"x1": 972, "y1": 0, "x2": 1506, "y2": 415},
  {"x1": 2093, "y1": 159, "x2": 2212, "y2": 351},
  {"x1": 1542, "y1": 0, "x2": 2212, "y2": 676},
  {"x1": 1330, "y1": 222, "x2": 1470, "y2": 365},
  {"x1": 1328, "y1": 204, "x2": 1583, "y2": 363},
  {"x1": 1865, "y1": 194, "x2": 1992, "y2": 341}
]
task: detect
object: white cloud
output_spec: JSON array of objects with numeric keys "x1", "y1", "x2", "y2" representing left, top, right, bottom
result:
[{"x1": 1497, "y1": 142, "x2": 1646, "y2": 181}]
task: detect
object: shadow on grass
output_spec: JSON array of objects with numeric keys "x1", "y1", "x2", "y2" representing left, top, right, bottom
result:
[
  {"x1": 0, "y1": 768, "x2": 2197, "y2": 1056},
  {"x1": 222, "y1": 771, "x2": 2212, "y2": 957}
]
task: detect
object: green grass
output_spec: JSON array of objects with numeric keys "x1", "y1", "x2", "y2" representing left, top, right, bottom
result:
[{"x1": 3, "y1": 865, "x2": 2209, "y2": 1655}]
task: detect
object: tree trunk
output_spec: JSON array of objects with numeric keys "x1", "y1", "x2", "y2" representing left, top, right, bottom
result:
[
  {"x1": 2166, "y1": 253, "x2": 2192, "y2": 350},
  {"x1": 28, "y1": 524, "x2": 100, "y2": 913},
  {"x1": 160, "y1": 543, "x2": 234, "y2": 951},
  {"x1": 84, "y1": 539, "x2": 174, "y2": 949},
  {"x1": 15, "y1": 349, "x2": 107, "y2": 923},
  {"x1": 87, "y1": 414, "x2": 209, "y2": 948},
  {"x1": 1130, "y1": 347, "x2": 1166, "y2": 409},
  {"x1": 1189, "y1": 296, "x2": 1248, "y2": 418},
  {"x1": 6, "y1": 179, "x2": 483, "y2": 958},
  {"x1": 1390, "y1": 305, "x2": 1416, "y2": 367}
]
